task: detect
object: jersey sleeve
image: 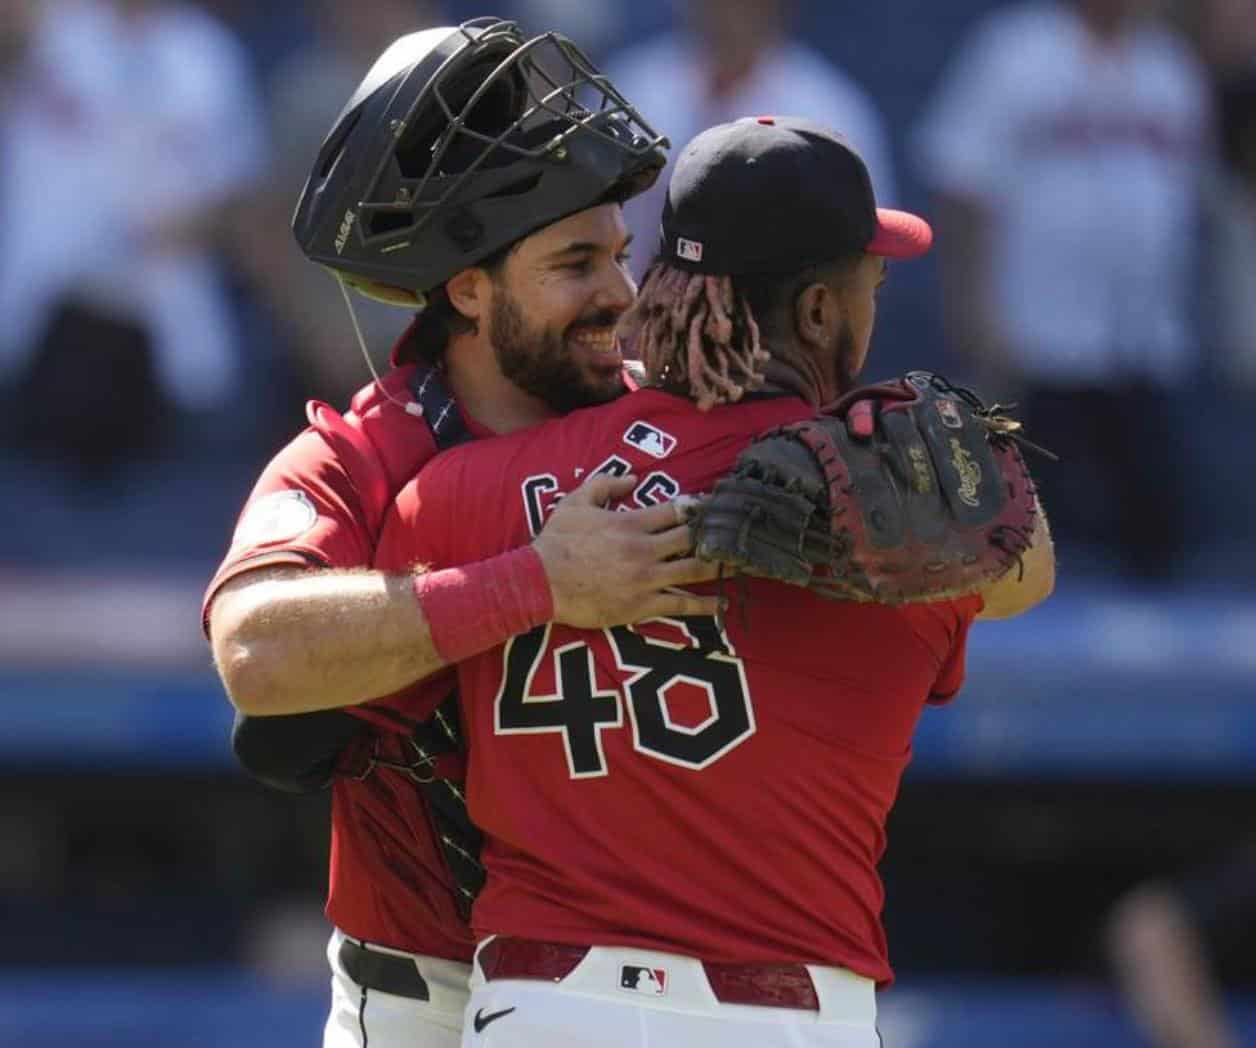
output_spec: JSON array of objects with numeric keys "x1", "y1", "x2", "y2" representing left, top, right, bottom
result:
[
  {"x1": 926, "y1": 594, "x2": 984, "y2": 705},
  {"x1": 202, "y1": 426, "x2": 375, "y2": 632}
]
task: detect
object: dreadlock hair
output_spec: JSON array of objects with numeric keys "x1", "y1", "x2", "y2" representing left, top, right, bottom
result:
[
  {"x1": 625, "y1": 253, "x2": 861, "y2": 409},
  {"x1": 626, "y1": 262, "x2": 770, "y2": 411}
]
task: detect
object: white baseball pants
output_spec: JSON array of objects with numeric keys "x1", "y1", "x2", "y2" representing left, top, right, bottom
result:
[{"x1": 323, "y1": 928, "x2": 471, "y2": 1047}]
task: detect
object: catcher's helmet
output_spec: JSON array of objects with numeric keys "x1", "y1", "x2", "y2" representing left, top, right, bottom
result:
[{"x1": 293, "y1": 17, "x2": 667, "y2": 300}]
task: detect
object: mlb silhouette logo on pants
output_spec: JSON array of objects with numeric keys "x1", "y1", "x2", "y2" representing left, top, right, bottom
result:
[{"x1": 619, "y1": 965, "x2": 668, "y2": 996}]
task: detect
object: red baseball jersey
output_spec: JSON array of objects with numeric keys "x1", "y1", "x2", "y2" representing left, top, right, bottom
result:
[
  {"x1": 376, "y1": 388, "x2": 982, "y2": 985},
  {"x1": 203, "y1": 360, "x2": 481, "y2": 961}
]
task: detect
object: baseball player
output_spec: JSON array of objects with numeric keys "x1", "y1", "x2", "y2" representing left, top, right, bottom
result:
[
  {"x1": 203, "y1": 19, "x2": 718, "y2": 1047},
  {"x1": 374, "y1": 117, "x2": 1055, "y2": 1046}
]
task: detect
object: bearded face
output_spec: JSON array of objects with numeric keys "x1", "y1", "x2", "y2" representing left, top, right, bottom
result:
[
  {"x1": 488, "y1": 280, "x2": 627, "y2": 414},
  {"x1": 471, "y1": 202, "x2": 636, "y2": 414}
]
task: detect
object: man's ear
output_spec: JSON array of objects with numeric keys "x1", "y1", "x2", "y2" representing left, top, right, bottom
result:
[
  {"x1": 445, "y1": 266, "x2": 491, "y2": 324},
  {"x1": 793, "y1": 281, "x2": 839, "y2": 350}
]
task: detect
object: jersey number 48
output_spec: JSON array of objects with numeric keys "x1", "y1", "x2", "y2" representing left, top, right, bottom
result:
[{"x1": 495, "y1": 616, "x2": 755, "y2": 778}]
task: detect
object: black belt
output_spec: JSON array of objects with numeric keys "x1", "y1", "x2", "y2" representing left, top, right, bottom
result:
[{"x1": 339, "y1": 938, "x2": 431, "y2": 1001}]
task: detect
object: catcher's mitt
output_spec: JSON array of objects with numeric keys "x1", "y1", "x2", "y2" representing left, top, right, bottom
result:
[{"x1": 692, "y1": 372, "x2": 1045, "y2": 604}]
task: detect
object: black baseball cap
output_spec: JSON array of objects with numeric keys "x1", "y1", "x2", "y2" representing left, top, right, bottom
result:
[{"x1": 659, "y1": 115, "x2": 932, "y2": 275}]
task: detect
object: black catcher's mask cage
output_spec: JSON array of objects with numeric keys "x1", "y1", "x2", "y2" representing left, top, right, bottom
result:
[{"x1": 293, "y1": 17, "x2": 668, "y2": 298}]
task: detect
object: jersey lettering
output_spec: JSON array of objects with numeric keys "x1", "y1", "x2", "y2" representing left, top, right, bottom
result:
[
  {"x1": 634, "y1": 472, "x2": 681, "y2": 507},
  {"x1": 590, "y1": 454, "x2": 632, "y2": 478},
  {"x1": 521, "y1": 474, "x2": 561, "y2": 537},
  {"x1": 494, "y1": 617, "x2": 755, "y2": 778}
]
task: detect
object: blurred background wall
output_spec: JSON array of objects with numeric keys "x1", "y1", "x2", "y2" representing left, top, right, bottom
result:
[{"x1": 1, "y1": 0, "x2": 1254, "y2": 1045}]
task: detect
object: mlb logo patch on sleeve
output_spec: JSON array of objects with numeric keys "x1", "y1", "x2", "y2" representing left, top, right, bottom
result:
[
  {"x1": 623, "y1": 421, "x2": 677, "y2": 460},
  {"x1": 619, "y1": 965, "x2": 668, "y2": 996}
]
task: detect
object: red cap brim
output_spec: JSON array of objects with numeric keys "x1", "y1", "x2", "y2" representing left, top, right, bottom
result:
[{"x1": 867, "y1": 208, "x2": 933, "y2": 258}]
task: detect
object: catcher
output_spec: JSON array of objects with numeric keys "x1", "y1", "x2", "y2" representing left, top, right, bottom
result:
[{"x1": 372, "y1": 115, "x2": 1054, "y2": 1048}]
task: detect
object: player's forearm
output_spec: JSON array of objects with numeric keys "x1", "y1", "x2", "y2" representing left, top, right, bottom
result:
[
  {"x1": 211, "y1": 477, "x2": 724, "y2": 715},
  {"x1": 213, "y1": 549, "x2": 557, "y2": 715},
  {"x1": 211, "y1": 568, "x2": 444, "y2": 715}
]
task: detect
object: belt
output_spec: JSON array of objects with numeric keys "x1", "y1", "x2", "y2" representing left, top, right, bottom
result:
[
  {"x1": 339, "y1": 938, "x2": 431, "y2": 1001},
  {"x1": 476, "y1": 937, "x2": 820, "y2": 1011}
]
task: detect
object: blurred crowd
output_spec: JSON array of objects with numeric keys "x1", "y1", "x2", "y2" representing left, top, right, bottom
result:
[
  {"x1": 0, "y1": 0, "x2": 1253, "y2": 584},
  {"x1": 0, "y1": 0, "x2": 264, "y2": 476}
]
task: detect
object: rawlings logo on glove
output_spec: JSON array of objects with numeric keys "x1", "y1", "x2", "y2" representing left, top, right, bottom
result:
[{"x1": 691, "y1": 372, "x2": 1048, "y2": 604}]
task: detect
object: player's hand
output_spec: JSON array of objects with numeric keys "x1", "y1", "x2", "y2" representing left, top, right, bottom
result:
[{"x1": 533, "y1": 473, "x2": 721, "y2": 628}]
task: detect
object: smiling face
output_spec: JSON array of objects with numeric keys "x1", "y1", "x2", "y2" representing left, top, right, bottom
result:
[{"x1": 484, "y1": 204, "x2": 637, "y2": 413}]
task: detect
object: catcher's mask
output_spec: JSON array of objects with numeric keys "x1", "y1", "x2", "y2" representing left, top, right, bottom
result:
[{"x1": 292, "y1": 17, "x2": 667, "y2": 302}]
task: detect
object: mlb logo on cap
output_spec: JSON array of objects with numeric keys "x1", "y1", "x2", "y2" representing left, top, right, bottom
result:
[
  {"x1": 619, "y1": 965, "x2": 667, "y2": 996},
  {"x1": 623, "y1": 421, "x2": 677, "y2": 459},
  {"x1": 676, "y1": 237, "x2": 704, "y2": 263}
]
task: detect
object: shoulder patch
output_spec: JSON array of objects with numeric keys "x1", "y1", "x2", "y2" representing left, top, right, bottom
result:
[{"x1": 233, "y1": 490, "x2": 318, "y2": 547}]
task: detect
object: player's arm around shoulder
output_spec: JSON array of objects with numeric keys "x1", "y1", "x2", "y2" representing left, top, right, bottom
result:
[
  {"x1": 976, "y1": 508, "x2": 1055, "y2": 620},
  {"x1": 209, "y1": 562, "x2": 436, "y2": 716},
  {"x1": 212, "y1": 468, "x2": 727, "y2": 718},
  {"x1": 205, "y1": 407, "x2": 452, "y2": 716}
]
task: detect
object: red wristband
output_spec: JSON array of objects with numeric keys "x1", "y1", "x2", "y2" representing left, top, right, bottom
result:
[{"x1": 413, "y1": 546, "x2": 555, "y2": 664}]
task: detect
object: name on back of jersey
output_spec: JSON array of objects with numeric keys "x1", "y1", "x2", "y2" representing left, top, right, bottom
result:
[{"x1": 520, "y1": 454, "x2": 683, "y2": 537}]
